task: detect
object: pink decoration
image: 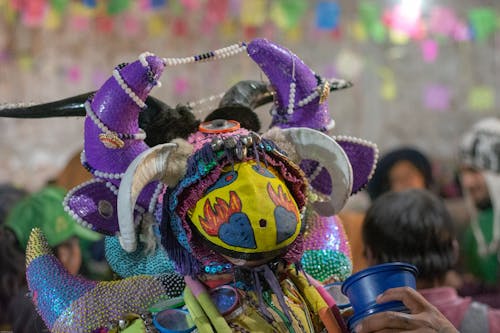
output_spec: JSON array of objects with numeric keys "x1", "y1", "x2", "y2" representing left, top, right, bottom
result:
[
  {"x1": 181, "y1": 0, "x2": 200, "y2": 11},
  {"x1": 173, "y1": 18, "x2": 188, "y2": 36},
  {"x1": 421, "y1": 39, "x2": 438, "y2": 63},
  {"x1": 453, "y1": 21, "x2": 471, "y2": 41},
  {"x1": 22, "y1": 0, "x2": 48, "y2": 27},
  {"x1": 428, "y1": 6, "x2": 458, "y2": 37},
  {"x1": 67, "y1": 65, "x2": 82, "y2": 83},
  {"x1": 423, "y1": 84, "x2": 451, "y2": 112},
  {"x1": 70, "y1": 15, "x2": 90, "y2": 32},
  {"x1": 205, "y1": 0, "x2": 228, "y2": 24},
  {"x1": 123, "y1": 14, "x2": 141, "y2": 36},
  {"x1": 96, "y1": 15, "x2": 114, "y2": 33},
  {"x1": 174, "y1": 77, "x2": 189, "y2": 95}
]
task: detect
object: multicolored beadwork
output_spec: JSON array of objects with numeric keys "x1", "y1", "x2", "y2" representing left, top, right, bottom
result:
[{"x1": 26, "y1": 228, "x2": 184, "y2": 333}]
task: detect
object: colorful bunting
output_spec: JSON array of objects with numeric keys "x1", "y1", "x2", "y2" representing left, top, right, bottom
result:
[
  {"x1": 423, "y1": 84, "x2": 451, "y2": 111},
  {"x1": 468, "y1": 86, "x2": 495, "y2": 111},
  {"x1": 316, "y1": 1, "x2": 340, "y2": 30}
]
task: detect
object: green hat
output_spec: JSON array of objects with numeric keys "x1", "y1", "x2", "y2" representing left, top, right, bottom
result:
[{"x1": 5, "y1": 186, "x2": 101, "y2": 250}]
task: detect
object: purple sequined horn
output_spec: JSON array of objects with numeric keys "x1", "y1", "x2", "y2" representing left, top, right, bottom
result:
[
  {"x1": 248, "y1": 39, "x2": 377, "y2": 195},
  {"x1": 64, "y1": 53, "x2": 167, "y2": 235},
  {"x1": 26, "y1": 228, "x2": 184, "y2": 332},
  {"x1": 247, "y1": 38, "x2": 352, "y2": 132}
]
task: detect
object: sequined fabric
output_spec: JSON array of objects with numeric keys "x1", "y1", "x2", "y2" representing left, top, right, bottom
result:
[
  {"x1": 301, "y1": 214, "x2": 352, "y2": 283},
  {"x1": 26, "y1": 228, "x2": 184, "y2": 332}
]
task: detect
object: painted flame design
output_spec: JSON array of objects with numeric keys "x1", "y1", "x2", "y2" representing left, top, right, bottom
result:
[
  {"x1": 199, "y1": 191, "x2": 242, "y2": 236},
  {"x1": 267, "y1": 183, "x2": 299, "y2": 218}
]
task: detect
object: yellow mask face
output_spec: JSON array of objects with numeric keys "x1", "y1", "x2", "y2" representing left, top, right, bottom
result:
[{"x1": 188, "y1": 161, "x2": 301, "y2": 259}]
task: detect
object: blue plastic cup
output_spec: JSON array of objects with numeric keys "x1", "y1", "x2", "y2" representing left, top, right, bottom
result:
[
  {"x1": 341, "y1": 262, "x2": 418, "y2": 331},
  {"x1": 153, "y1": 308, "x2": 196, "y2": 333}
]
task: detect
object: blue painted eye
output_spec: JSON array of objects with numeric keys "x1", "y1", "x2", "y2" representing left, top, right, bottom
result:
[
  {"x1": 252, "y1": 164, "x2": 276, "y2": 178},
  {"x1": 206, "y1": 170, "x2": 238, "y2": 194}
]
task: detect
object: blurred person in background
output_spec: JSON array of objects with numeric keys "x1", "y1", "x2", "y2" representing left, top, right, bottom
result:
[
  {"x1": 361, "y1": 189, "x2": 500, "y2": 333},
  {"x1": 340, "y1": 146, "x2": 434, "y2": 273},
  {"x1": 457, "y1": 117, "x2": 500, "y2": 308},
  {"x1": 1, "y1": 185, "x2": 100, "y2": 333},
  {"x1": 0, "y1": 184, "x2": 28, "y2": 331}
]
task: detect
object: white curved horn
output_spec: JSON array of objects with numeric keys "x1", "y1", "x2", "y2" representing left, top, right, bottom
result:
[
  {"x1": 281, "y1": 127, "x2": 353, "y2": 216},
  {"x1": 117, "y1": 143, "x2": 178, "y2": 252}
]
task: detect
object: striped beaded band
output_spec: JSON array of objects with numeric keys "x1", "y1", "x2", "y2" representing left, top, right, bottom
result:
[{"x1": 162, "y1": 42, "x2": 247, "y2": 66}]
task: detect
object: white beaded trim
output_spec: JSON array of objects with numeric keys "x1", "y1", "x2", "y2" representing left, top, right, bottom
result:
[
  {"x1": 84, "y1": 101, "x2": 146, "y2": 141},
  {"x1": 80, "y1": 150, "x2": 124, "y2": 180},
  {"x1": 161, "y1": 42, "x2": 247, "y2": 66},
  {"x1": 104, "y1": 181, "x2": 145, "y2": 214},
  {"x1": 307, "y1": 162, "x2": 324, "y2": 184},
  {"x1": 112, "y1": 69, "x2": 147, "y2": 109},
  {"x1": 148, "y1": 183, "x2": 165, "y2": 213},
  {"x1": 187, "y1": 91, "x2": 226, "y2": 114},
  {"x1": 63, "y1": 179, "x2": 100, "y2": 230},
  {"x1": 332, "y1": 135, "x2": 380, "y2": 182},
  {"x1": 139, "y1": 51, "x2": 154, "y2": 67}
]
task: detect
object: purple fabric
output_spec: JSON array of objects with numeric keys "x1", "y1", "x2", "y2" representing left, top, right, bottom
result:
[
  {"x1": 337, "y1": 139, "x2": 377, "y2": 194},
  {"x1": 84, "y1": 56, "x2": 164, "y2": 203},
  {"x1": 247, "y1": 38, "x2": 333, "y2": 131},
  {"x1": 300, "y1": 159, "x2": 333, "y2": 196},
  {"x1": 75, "y1": 55, "x2": 164, "y2": 228},
  {"x1": 66, "y1": 180, "x2": 120, "y2": 235}
]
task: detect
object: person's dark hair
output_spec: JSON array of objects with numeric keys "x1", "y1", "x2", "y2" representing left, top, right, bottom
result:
[
  {"x1": 362, "y1": 189, "x2": 456, "y2": 283},
  {"x1": 0, "y1": 227, "x2": 26, "y2": 323},
  {"x1": 367, "y1": 147, "x2": 433, "y2": 200}
]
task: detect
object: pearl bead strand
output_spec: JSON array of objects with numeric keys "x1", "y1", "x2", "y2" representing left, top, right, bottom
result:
[{"x1": 161, "y1": 42, "x2": 247, "y2": 67}]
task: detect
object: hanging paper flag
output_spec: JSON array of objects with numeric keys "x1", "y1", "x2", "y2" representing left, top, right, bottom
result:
[
  {"x1": 151, "y1": 0, "x2": 167, "y2": 9},
  {"x1": 50, "y1": 0, "x2": 68, "y2": 13},
  {"x1": 240, "y1": 0, "x2": 266, "y2": 27},
  {"x1": 172, "y1": 18, "x2": 188, "y2": 36},
  {"x1": 315, "y1": 1, "x2": 340, "y2": 30},
  {"x1": 359, "y1": 2, "x2": 385, "y2": 42},
  {"x1": 70, "y1": 14, "x2": 90, "y2": 31},
  {"x1": 205, "y1": 0, "x2": 228, "y2": 25},
  {"x1": 228, "y1": 0, "x2": 241, "y2": 17},
  {"x1": 148, "y1": 14, "x2": 166, "y2": 36},
  {"x1": 389, "y1": 30, "x2": 409, "y2": 45},
  {"x1": 421, "y1": 39, "x2": 438, "y2": 63},
  {"x1": 428, "y1": 6, "x2": 458, "y2": 37},
  {"x1": 468, "y1": 8, "x2": 497, "y2": 41},
  {"x1": 82, "y1": 0, "x2": 97, "y2": 8},
  {"x1": 181, "y1": 0, "x2": 200, "y2": 11},
  {"x1": 22, "y1": 0, "x2": 48, "y2": 27},
  {"x1": 221, "y1": 19, "x2": 236, "y2": 38},
  {"x1": 377, "y1": 67, "x2": 396, "y2": 101},
  {"x1": 350, "y1": 20, "x2": 367, "y2": 42},
  {"x1": 174, "y1": 77, "x2": 190, "y2": 96},
  {"x1": 335, "y1": 49, "x2": 364, "y2": 79},
  {"x1": 107, "y1": 0, "x2": 131, "y2": 15},
  {"x1": 44, "y1": 7, "x2": 61, "y2": 29},
  {"x1": 383, "y1": 1, "x2": 423, "y2": 38},
  {"x1": 453, "y1": 20, "x2": 471, "y2": 41},
  {"x1": 270, "y1": 0, "x2": 308, "y2": 30},
  {"x1": 423, "y1": 84, "x2": 451, "y2": 112},
  {"x1": 96, "y1": 15, "x2": 114, "y2": 33},
  {"x1": 467, "y1": 86, "x2": 495, "y2": 111},
  {"x1": 18, "y1": 55, "x2": 34, "y2": 72},
  {"x1": 123, "y1": 14, "x2": 141, "y2": 36},
  {"x1": 286, "y1": 25, "x2": 302, "y2": 42}
]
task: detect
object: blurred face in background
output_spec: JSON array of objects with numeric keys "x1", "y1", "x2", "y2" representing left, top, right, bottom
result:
[
  {"x1": 389, "y1": 160, "x2": 427, "y2": 192},
  {"x1": 55, "y1": 237, "x2": 82, "y2": 275},
  {"x1": 460, "y1": 167, "x2": 491, "y2": 210}
]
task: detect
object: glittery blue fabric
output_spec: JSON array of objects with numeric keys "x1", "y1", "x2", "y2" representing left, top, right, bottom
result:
[{"x1": 27, "y1": 255, "x2": 96, "y2": 328}]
